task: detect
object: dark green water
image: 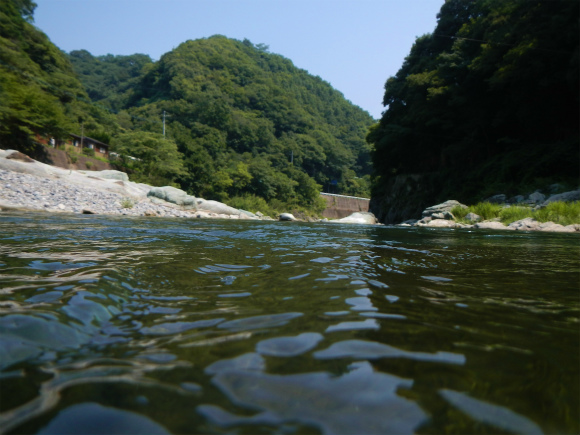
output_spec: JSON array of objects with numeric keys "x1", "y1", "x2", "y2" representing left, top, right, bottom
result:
[{"x1": 0, "y1": 212, "x2": 578, "y2": 435}]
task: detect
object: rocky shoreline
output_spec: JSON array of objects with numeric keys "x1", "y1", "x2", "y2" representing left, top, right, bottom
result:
[
  {"x1": 0, "y1": 149, "x2": 272, "y2": 220},
  {"x1": 397, "y1": 199, "x2": 580, "y2": 233},
  {"x1": 1, "y1": 149, "x2": 578, "y2": 232}
]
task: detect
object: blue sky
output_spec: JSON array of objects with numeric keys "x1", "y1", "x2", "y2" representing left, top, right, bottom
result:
[{"x1": 34, "y1": 0, "x2": 444, "y2": 119}]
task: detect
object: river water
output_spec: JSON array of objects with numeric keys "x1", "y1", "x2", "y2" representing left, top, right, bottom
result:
[{"x1": 0, "y1": 212, "x2": 578, "y2": 434}]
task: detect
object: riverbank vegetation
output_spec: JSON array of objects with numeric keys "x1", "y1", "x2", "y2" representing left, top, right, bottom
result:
[
  {"x1": 368, "y1": 0, "x2": 579, "y2": 222},
  {"x1": 452, "y1": 202, "x2": 580, "y2": 227}
]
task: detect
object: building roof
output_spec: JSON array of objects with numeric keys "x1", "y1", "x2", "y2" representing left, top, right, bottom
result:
[{"x1": 69, "y1": 134, "x2": 109, "y2": 148}]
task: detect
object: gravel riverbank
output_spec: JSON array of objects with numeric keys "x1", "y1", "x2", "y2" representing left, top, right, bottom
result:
[
  {"x1": 0, "y1": 149, "x2": 259, "y2": 219},
  {"x1": 0, "y1": 168, "x2": 204, "y2": 218}
]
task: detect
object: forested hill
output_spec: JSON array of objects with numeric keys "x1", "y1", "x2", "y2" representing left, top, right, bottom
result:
[
  {"x1": 67, "y1": 36, "x2": 375, "y2": 210},
  {"x1": 0, "y1": 0, "x2": 117, "y2": 153},
  {"x1": 1, "y1": 0, "x2": 374, "y2": 215},
  {"x1": 368, "y1": 0, "x2": 579, "y2": 224}
]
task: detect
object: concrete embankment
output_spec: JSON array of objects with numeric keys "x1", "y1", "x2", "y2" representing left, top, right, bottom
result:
[{"x1": 320, "y1": 193, "x2": 370, "y2": 219}]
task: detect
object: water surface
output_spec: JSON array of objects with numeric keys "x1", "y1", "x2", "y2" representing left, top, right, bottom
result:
[{"x1": 0, "y1": 212, "x2": 578, "y2": 434}]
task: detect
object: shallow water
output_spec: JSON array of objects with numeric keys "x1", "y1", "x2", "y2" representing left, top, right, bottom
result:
[{"x1": 0, "y1": 212, "x2": 578, "y2": 434}]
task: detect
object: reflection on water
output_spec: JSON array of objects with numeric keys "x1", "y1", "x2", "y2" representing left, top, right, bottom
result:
[{"x1": 0, "y1": 212, "x2": 578, "y2": 434}]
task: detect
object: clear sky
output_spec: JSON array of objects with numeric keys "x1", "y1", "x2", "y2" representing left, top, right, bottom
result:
[{"x1": 33, "y1": 0, "x2": 444, "y2": 119}]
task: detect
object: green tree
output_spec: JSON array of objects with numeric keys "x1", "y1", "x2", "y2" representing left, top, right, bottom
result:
[
  {"x1": 111, "y1": 131, "x2": 185, "y2": 186},
  {"x1": 368, "y1": 0, "x2": 579, "y2": 222}
]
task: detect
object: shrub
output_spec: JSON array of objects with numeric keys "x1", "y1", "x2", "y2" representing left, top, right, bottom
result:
[
  {"x1": 535, "y1": 201, "x2": 580, "y2": 226},
  {"x1": 499, "y1": 206, "x2": 533, "y2": 225},
  {"x1": 85, "y1": 161, "x2": 93, "y2": 169},
  {"x1": 82, "y1": 147, "x2": 95, "y2": 157},
  {"x1": 450, "y1": 205, "x2": 469, "y2": 220},
  {"x1": 228, "y1": 194, "x2": 274, "y2": 217},
  {"x1": 471, "y1": 202, "x2": 503, "y2": 220},
  {"x1": 120, "y1": 197, "x2": 134, "y2": 209}
]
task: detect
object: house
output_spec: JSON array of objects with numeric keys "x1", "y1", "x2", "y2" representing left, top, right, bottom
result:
[
  {"x1": 37, "y1": 133, "x2": 110, "y2": 159},
  {"x1": 68, "y1": 134, "x2": 109, "y2": 158}
]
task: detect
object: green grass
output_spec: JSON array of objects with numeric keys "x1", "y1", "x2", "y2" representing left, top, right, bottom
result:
[
  {"x1": 534, "y1": 201, "x2": 580, "y2": 226},
  {"x1": 471, "y1": 202, "x2": 504, "y2": 220},
  {"x1": 498, "y1": 206, "x2": 533, "y2": 225},
  {"x1": 453, "y1": 201, "x2": 580, "y2": 226},
  {"x1": 450, "y1": 205, "x2": 469, "y2": 220}
]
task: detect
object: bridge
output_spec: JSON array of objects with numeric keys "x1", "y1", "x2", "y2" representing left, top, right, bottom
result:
[{"x1": 320, "y1": 193, "x2": 370, "y2": 219}]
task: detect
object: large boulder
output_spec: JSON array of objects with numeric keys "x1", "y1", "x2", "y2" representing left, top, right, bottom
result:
[
  {"x1": 85, "y1": 170, "x2": 129, "y2": 182},
  {"x1": 543, "y1": 190, "x2": 580, "y2": 205},
  {"x1": 538, "y1": 222, "x2": 576, "y2": 233},
  {"x1": 422, "y1": 200, "x2": 466, "y2": 218},
  {"x1": 527, "y1": 191, "x2": 546, "y2": 204},
  {"x1": 196, "y1": 199, "x2": 241, "y2": 216},
  {"x1": 485, "y1": 194, "x2": 507, "y2": 204},
  {"x1": 147, "y1": 186, "x2": 196, "y2": 209},
  {"x1": 329, "y1": 212, "x2": 377, "y2": 225},
  {"x1": 419, "y1": 219, "x2": 458, "y2": 228},
  {"x1": 508, "y1": 218, "x2": 541, "y2": 231},
  {"x1": 279, "y1": 213, "x2": 298, "y2": 221}
]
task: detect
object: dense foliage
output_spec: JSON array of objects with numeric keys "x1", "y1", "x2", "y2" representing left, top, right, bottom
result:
[
  {"x1": 368, "y1": 0, "x2": 579, "y2": 222},
  {"x1": 1, "y1": 0, "x2": 374, "y2": 215},
  {"x1": 0, "y1": 0, "x2": 117, "y2": 153},
  {"x1": 68, "y1": 36, "x2": 374, "y2": 210}
]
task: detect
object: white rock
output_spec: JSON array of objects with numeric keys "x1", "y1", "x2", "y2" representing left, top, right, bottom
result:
[
  {"x1": 423, "y1": 219, "x2": 457, "y2": 228},
  {"x1": 538, "y1": 222, "x2": 576, "y2": 233},
  {"x1": 329, "y1": 212, "x2": 377, "y2": 225},
  {"x1": 279, "y1": 213, "x2": 297, "y2": 221},
  {"x1": 475, "y1": 221, "x2": 513, "y2": 230},
  {"x1": 508, "y1": 218, "x2": 541, "y2": 231}
]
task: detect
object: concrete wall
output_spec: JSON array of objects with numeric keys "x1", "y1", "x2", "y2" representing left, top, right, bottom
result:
[{"x1": 320, "y1": 193, "x2": 370, "y2": 219}]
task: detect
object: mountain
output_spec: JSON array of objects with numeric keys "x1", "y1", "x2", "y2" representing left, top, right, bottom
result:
[
  {"x1": 1, "y1": 0, "x2": 374, "y2": 215},
  {"x1": 68, "y1": 36, "x2": 375, "y2": 211},
  {"x1": 367, "y1": 0, "x2": 579, "y2": 223},
  {"x1": 0, "y1": 0, "x2": 117, "y2": 154}
]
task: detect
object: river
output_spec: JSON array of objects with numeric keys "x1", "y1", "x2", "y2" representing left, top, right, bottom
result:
[{"x1": 0, "y1": 212, "x2": 578, "y2": 434}]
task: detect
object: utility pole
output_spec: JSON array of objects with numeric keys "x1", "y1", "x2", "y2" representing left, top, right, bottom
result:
[
  {"x1": 163, "y1": 111, "x2": 166, "y2": 138},
  {"x1": 290, "y1": 150, "x2": 293, "y2": 165}
]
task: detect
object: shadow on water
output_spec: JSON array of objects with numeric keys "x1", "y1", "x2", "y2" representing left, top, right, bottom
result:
[{"x1": 0, "y1": 212, "x2": 578, "y2": 434}]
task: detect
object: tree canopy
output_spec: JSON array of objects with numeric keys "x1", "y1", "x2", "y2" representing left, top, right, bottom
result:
[
  {"x1": 1, "y1": 0, "x2": 374, "y2": 214},
  {"x1": 368, "y1": 0, "x2": 579, "y2": 222},
  {"x1": 0, "y1": 0, "x2": 117, "y2": 153},
  {"x1": 69, "y1": 35, "x2": 375, "y2": 207}
]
